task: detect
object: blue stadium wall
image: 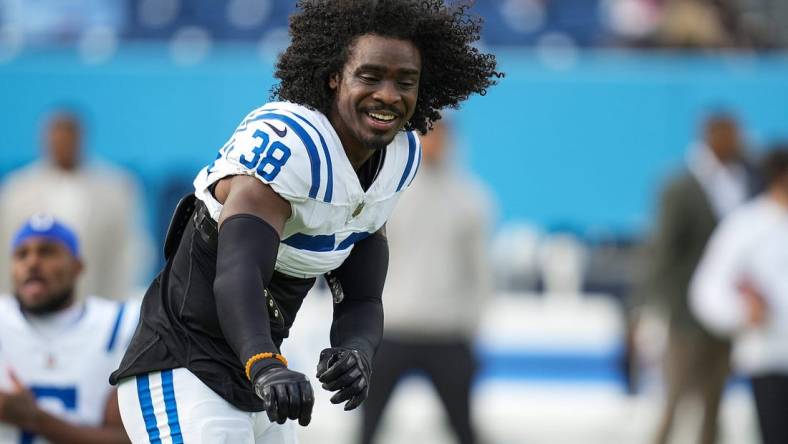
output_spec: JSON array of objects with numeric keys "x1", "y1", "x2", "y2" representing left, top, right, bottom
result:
[{"x1": 2, "y1": 47, "x2": 788, "y2": 241}]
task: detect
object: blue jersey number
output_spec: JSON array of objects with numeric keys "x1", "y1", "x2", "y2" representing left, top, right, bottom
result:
[
  {"x1": 20, "y1": 386, "x2": 77, "y2": 444},
  {"x1": 238, "y1": 129, "x2": 291, "y2": 181},
  {"x1": 257, "y1": 141, "x2": 291, "y2": 181},
  {"x1": 239, "y1": 129, "x2": 270, "y2": 169}
]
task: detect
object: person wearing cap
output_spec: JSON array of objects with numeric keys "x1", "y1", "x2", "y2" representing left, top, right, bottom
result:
[{"x1": 0, "y1": 215, "x2": 137, "y2": 444}]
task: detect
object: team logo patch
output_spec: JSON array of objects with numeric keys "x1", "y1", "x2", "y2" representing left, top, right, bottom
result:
[
  {"x1": 264, "y1": 122, "x2": 288, "y2": 138},
  {"x1": 352, "y1": 202, "x2": 365, "y2": 218},
  {"x1": 29, "y1": 213, "x2": 56, "y2": 231}
]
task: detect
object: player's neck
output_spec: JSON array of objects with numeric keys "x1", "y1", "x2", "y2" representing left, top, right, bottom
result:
[
  {"x1": 345, "y1": 146, "x2": 375, "y2": 172},
  {"x1": 23, "y1": 298, "x2": 84, "y2": 337},
  {"x1": 333, "y1": 131, "x2": 375, "y2": 172}
]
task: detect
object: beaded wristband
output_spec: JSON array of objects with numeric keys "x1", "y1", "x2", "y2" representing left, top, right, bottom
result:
[{"x1": 245, "y1": 352, "x2": 288, "y2": 380}]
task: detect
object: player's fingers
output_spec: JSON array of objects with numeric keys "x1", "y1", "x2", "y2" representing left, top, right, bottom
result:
[
  {"x1": 321, "y1": 366, "x2": 361, "y2": 392},
  {"x1": 316, "y1": 356, "x2": 330, "y2": 377},
  {"x1": 263, "y1": 387, "x2": 279, "y2": 424},
  {"x1": 274, "y1": 384, "x2": 289, "y2": 424},
  {"x1": 329, "y1": 386, "x2": 353, "y2": 405},
  {"x1": 286, "y1": 383, "x2": 301, "y2": 421},
  {"x1": 298, "y1": 381, "x2": 314, "y2": 427},
  {"x1": 344, "y1": 391, "x2": 366, "y2": 411},
  {"x1": 329, "y1": 375, "x2": 366, "y2": 404},
  {"x1": 318, "y1": 353, "x2": 356, "y2": 383}
]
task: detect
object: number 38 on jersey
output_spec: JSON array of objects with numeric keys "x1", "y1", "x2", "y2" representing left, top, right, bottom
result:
[{"x1": 240, "y1": 129, "x2": 292, "y2": 181}]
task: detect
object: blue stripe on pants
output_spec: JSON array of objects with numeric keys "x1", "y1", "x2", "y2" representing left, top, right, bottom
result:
[
  {"x1": 137, "y1": 374, "x2": 162, "y2": 444},
  {"x1": 161, "y1": 370, "x2": 184, "y2": 444}
]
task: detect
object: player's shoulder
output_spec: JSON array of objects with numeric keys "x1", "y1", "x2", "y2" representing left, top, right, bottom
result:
[
  {"x1": 0, "y1": 295, "x2": 21, "y2": 324},
  {"x1": 379, "y1": 129, "x2": 422, "y2": 195},
  {"x1": 80, "y1": 296, "x2": 141, "y2": 350},
  {"x1": 83, "y1": 295, "x2": 123, "y2": 317},
  {"x1": 220, "y1": 102, "x2": 335, "y2": 202},
  {"x1": 236, "y1": 101, "x2": 332, "y2": 143}
]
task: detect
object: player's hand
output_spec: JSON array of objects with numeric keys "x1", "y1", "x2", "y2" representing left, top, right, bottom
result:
[
  {"x1": 739, "y1": 278, "x2": 768, "y2": 327},
  {"x1": 0, "y1": 369, "x2": 38, "y2": 429},
  {"x1": 316, "y1": 347, "x2": 371, "y2": 411},
  {"x1": 253, "y1": 366, "x2": 314, "y2": 426}
]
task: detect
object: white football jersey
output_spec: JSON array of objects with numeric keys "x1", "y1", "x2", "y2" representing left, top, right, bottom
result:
[
  {"x1": 193, "y1": 101, "x2": 422, "y2": 278},
  {"x1": 0, "y1": 296, "x2": 139, "y2": 444}
]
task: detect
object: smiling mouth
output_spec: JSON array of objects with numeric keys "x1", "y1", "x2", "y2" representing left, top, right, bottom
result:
[
  {"x1": 364, "y1": 109, "x2": 402, "y2": 132},
  {"x1": 367, "y1": 111, "x2": 397, "y2": 122}
]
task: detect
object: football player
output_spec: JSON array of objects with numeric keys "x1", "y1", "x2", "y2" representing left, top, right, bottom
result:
[
  {"x1": 0, "y1": 215, "x2": 138, "y2": 444},
  {"x1": 110, "y1": 1, "x2": 501, "y2": 443}
]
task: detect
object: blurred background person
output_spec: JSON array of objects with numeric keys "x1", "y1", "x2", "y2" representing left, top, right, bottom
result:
[
  {"x1": 691, "y1": 146, "x2": 788, "y2": 444},
  {"x1": 641, "y1": 112, "x2": 757, "y2": 444},
  {"x1": 0, "y1": 215, "x2": 137, "y2": 444},
  {"x1": 359, "y1": 121, "x2": 493, "y2": 444},
  {"x1": 0, "y1": 109, "x2": 153, "y2": 300},
  {"x1": 605, "y1": 0, "x2": 778, "y2": 48}
]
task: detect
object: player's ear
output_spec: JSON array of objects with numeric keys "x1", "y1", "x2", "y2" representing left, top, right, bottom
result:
[
  {"x1": 72, "y1": 258, "x2": 84, "y2": 276},
  {"x1": 329, "y1": 73, "x2": 340, "y2": 91}
]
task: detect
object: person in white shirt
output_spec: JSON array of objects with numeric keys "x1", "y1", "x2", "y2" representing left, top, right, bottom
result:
[
  {"x1": 691, "y1": 147, "x2": 788, "y2": 444},
  {"x1": 644, "y1": 113, "x2": 755, "y2": 444},
  {"x1": 0, "y1": 215, "x2": 138, "y2": 444},
  {"x1": 0, "y1": 110, "x2": 153, "y2": 301}
]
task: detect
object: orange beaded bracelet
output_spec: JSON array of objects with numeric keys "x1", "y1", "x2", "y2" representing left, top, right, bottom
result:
[{"x1": 245, "y1": 352, "x2": 288, "y2": 381}]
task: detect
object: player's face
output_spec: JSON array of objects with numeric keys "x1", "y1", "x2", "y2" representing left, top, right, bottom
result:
[
  {"x1": 706, "y1": 119, "x2": 741, "y2": 164},
  {"x1": 329, "y1": 34, "x2": 421, "y2": 153},
  {"x1": 11, "y1": 238, "x2": 81, "y2": 314},
  {"x1": 47, "y1": 119, "x2": 82, "y2": 171}
]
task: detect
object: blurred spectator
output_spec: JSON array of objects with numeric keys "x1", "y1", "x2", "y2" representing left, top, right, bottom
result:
[
  {"x1": 360, "y1": 121, "x2": 493, "y2": 444},
  {"x1": 656, "y1": 0, "x2": 733, "y2": 48},
  {"x1": 0, "y1": 109, "x2": 153, "y2": 300},
  {"x1": 0, "y1": 0, "x2": 125, "y2": 46},
  {"x1": 641, "y1": 113, "x2": 756, "y2": 444},
  {"x1": 691, "y1": 146, "x2": 788, "y2": 444},
  {"x1": 736, "y1": 0, "x2": 788, "y2": 47},
  {"x1": 607, "y1": 0, "x2": 775, "y2": 49},
  {"x1": 0, "y1": 215, "x2": 136, "y2": 443}
]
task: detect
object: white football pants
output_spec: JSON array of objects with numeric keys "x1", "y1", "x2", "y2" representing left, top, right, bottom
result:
[{"x1": 117, "y1": 368, "x2": 297, "y2": 444}]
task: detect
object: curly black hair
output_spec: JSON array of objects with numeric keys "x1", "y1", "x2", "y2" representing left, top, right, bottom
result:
[{"x1": 271, "y1": 0, "x2": 502, "y2": 134}]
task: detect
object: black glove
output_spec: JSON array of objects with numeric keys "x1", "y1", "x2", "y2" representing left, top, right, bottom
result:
[
  {"x1": 253, "y1": 365, "x2": 314, "y2": 426},
  {"x1": 316, "y1": 347, "x2": 371, "y2": 411}
]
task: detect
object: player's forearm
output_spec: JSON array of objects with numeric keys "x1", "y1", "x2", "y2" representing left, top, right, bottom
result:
[
  {"x1": 28, "y1": 409, "x2": 129, "y2": 444},
  {"x1": 214, "y1": 214, "x2": 283, "y2": 379},
  {"x1": 330, "y1": 231, "x2": 388, "y2": 361}
]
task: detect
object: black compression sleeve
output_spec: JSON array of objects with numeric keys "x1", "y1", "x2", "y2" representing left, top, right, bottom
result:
[
  {"x1": 214, "y1": 214, "x2": 282, "y2": 381},
  {"x1": 329, "y1": 231, "x2": 388, "y2": 363}
]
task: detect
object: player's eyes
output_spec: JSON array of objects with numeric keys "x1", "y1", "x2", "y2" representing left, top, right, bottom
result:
[{"x1": 358, "y1": 74, "x2": 379, "y2": 83}]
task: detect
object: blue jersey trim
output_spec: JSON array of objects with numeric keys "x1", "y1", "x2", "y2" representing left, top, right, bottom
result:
[
  {"x1": 137, "y1": 374, "x2": 162, "y2": 444},
  {"x1": 407, "y1": 136, "x2": 422, "y2": 187},
  {"x1": 283, "y1": 233, "x2": 336, "y2": 252},
  {"x1": 397, "y1": 131, "x2": 418, "y2": 192},
  {"x1": 282, "y1": 231, "x2": 373, "y2": 252},
  {"x1": 161, "y1": 370, "x2": 184, "y2": 444},
  {"x1": 335, "y1": 232, "x2": 372, "y2": 250},
  {"x1": 106, "y1": 302, "x2": 126, "y2": 352},
  {"x1": 285, "y1": 110, "x2": 334, "y2": 203},
  {"x1": 249, "y1": 113, "x2": 322, "y2": 199}
]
